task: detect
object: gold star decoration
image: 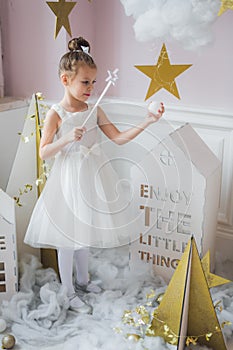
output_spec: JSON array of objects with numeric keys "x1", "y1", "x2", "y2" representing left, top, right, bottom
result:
[
  {"x1": 218, "y1": 0, "x2": 233, "y2": 16},
  {"x1": 135, "y1": 43, "x2": 192, "y2": 100},
  {"x1": 46, "y1": 0, "x2": 77, "y2": 39},
  {"x1": 201, "y1": 251, "x2": 231, "y2": 288}
]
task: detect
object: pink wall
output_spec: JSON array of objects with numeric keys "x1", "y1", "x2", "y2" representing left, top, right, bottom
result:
[
  {"x1": 0, "y1": 0, "x2": 67, "y2": 100},
  {"x1": 0, "y1": 0, "x2": 94, "y2": 101},
  {"x1": 0, "y1": 0, "x2": 233, "y2": 113}
]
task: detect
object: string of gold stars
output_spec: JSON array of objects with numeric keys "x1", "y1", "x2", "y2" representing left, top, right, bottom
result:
[
  {"x1": 135, "y1": 43, "x2": 192, "y2": 100},
  {"x1": 13, "y1": 93, "x2": 51, "y2": 207},
  {"x1": 13, "y1": 184, "x2": 33, "y2": 207},
  {"x1": 120, "y1": 290, "x2": 231, "y2": 347},
  {"x1": 46, "y1": 0, "x2": 77, "y2": 39},
  {"x1": 218, "y1": 0, "x2": 233, "y2": 16}
]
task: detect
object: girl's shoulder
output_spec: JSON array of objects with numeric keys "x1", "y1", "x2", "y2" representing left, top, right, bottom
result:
[{"x1": 50, "y1": 103, "x2": 66, "y2": 119}]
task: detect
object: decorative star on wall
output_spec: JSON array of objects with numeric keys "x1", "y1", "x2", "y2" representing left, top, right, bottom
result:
[
  {"x1": 135, "y1": 43, "x2": 192, "y2": 100},
  {"x1": 218, "y1": 0, "x2": 233, "y2": 16},
  {"x1": 46, "y1": 0, "x2": 77, "y2": 39}
]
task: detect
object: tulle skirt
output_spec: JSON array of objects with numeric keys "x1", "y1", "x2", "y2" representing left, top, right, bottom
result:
[{"x1": 24, "y1": 144, "x2": 131, "y2": 249}]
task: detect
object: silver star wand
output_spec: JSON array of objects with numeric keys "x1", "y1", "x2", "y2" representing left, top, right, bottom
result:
[{"x1": 81, "y1": 68, "x2": 119, "y2": 127}]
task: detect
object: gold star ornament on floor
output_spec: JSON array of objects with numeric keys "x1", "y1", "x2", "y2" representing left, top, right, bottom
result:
[
  {"x1": 135, "y1": 43, "x2": 192, "y2": 100},
  {"x1": 218, "y1": 0, "x2": 233, "y2": 16},
  {"x1": 46, "y1": 0, "x2": 77, "y2": 39}
]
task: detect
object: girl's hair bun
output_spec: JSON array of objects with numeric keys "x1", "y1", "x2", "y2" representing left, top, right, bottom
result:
[
  {"x1": 68, "y1": 37, "x2": 91, "y2": 52},
  {"x1": 59, "y1": 36, "x2": 96, "y2": 76}
]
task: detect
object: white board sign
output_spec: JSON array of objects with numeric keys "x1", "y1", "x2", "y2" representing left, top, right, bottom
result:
[
  {"x1": 129, "y1": 123, "x2": 221, "y2": 282},
  {"x1": 0, "y1": 189, "x2": 18, "y2": 301}
]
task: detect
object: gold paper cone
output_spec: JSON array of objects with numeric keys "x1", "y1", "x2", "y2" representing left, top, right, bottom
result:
[
  {"x1": 218, "y1": 0, "x2": 233, "y2": 16},
  {"x1": 34, "y1": 93, "x2": 59, "y2": 273},
  {"x1": 147, "y1": 237, "x2": 229, "y2": 350}
]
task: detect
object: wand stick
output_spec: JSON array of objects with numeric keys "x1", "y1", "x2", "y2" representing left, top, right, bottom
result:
[{"x1": 81, "y1": 68, "x2": 119, "y2": 128}]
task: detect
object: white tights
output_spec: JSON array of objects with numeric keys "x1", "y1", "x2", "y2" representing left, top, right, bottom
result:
[{"x1": 57, "y1": 247, "x2": 89, "y2": 296}]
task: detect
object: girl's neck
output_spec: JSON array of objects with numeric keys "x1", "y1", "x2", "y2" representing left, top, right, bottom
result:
[{"x1": 60, "y1": 95, "x2": 88, "y2": 113}]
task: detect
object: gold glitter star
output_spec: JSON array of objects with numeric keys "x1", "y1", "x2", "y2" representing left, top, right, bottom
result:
[
  {"x1": 201, "y1": 251, "x2": 231, "y2": 288},
  {"x1": 135, "y1": 43, "x2": 192, "y2": 100},
  {"x1": 186, "y1": 336, "x2": 198, "y2": 346},
  {"x1": 218, "y1": 0, "x2": 233, "y2": 16},
  {"x1": 46, "y1": 0, "x2": 77, "y2": 38}
]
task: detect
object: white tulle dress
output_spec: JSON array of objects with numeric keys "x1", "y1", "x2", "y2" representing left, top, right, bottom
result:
[{"x1": 24, "y1": 104, "x2": 130, "y2": 249}]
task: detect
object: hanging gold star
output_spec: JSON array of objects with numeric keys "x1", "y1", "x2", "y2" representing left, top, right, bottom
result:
[
  {"x1": 201, "y1": 251, "x2": 231, "y2": 288},
  {"x1": 46, "y1": 0, "x2": 77, "y2": 39},
  {"x1": 218, "y1": 0, "x2": 233, "y2": 16},
  {"x1": 135, "y1": 43, "x2": 192, "y2": 100}
]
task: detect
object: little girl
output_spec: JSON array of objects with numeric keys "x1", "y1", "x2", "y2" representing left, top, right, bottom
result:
[{"x1": 24, "y1": 37, "x2": 164, "y2": 314}]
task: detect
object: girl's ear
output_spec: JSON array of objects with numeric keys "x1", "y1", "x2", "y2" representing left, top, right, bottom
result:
[{"x1": 61, "y1": 73, "x2": 69, "y2": 86}]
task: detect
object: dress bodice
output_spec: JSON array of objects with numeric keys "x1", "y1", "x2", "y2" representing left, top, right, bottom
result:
[{"x1": 52, "y1": 103, "x2": 100, "y2": 154}]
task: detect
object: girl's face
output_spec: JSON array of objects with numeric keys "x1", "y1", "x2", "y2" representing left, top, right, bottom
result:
[{"x1": 64, "y1": 65, "x2": 97, "y2": 102}]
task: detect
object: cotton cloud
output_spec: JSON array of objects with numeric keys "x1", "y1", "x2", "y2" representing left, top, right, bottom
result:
[
  {"x1": 1, "y1": 248, "x2": 233, "y2": 349},
  {"x1": 120, "y1": 0, "x2": 221, "y2": 50}
]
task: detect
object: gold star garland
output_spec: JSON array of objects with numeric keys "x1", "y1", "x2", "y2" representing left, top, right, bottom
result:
[
  {"x1": 14, "y1": 93, "x2": 50, "y2": 207},
  {"x1": 13, "y1": 184, "x2": 33, "y2": 207},
  {"x1": 119, "y1": 293, "x2": 231, "y2": 347}
]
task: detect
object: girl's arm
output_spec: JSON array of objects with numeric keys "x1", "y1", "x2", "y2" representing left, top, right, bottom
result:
[
  {"x1": 97, "y1": 104, "x2": 164, "y2": 145},
  {"x1": 40, "y1": 109, "x2": 85, "y2": 160}
]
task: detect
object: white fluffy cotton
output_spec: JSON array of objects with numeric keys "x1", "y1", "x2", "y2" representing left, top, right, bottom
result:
[
  {"x1": 120, "y1": 0, "x2": 221, "y2": 50},
  {"x1": 0, "y1": 247, "x2": 232, "y2": 350}
]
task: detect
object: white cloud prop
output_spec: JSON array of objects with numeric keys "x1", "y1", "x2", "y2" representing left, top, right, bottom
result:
[{"x1": 120, "y1": 0, "x2": 221, "y2": 50}]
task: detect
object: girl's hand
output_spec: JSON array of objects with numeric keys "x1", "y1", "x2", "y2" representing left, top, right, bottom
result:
[
  {"x1": 145, "y1": 102, "x2": 165, "y2": 125},
  {"x1": 66, "y1": 127, "x2": 86, "y2": 143}
]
